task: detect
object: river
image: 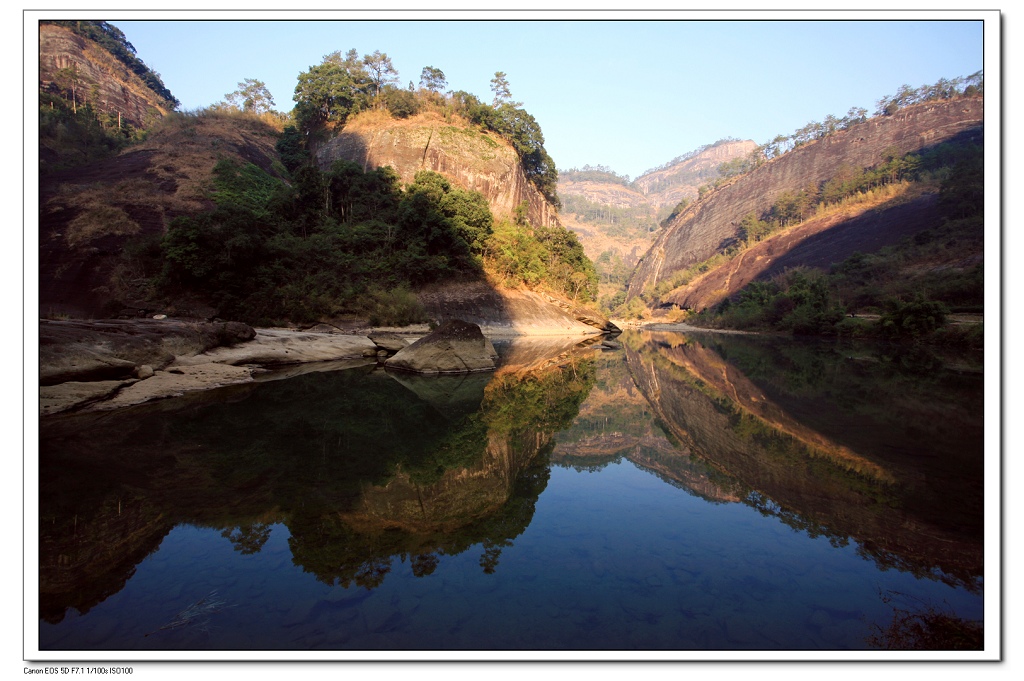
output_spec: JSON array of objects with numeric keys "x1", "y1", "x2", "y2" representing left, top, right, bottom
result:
[{"x1": 35, "y1": 329, "x2": 986, "y2": 655}]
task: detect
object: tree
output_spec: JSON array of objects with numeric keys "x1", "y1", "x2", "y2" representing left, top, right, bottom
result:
[
  {"x1": 363, "y1": 50, "x2": 399, "y2": 101},
  {"x1": 225, "y1": 78, "x2": 276, "y2": 114},
  {"x1": 52, "y1": 64, "x2": 82, "y2": 114},
  {"x1": 293, "y1": 60, "x2": 358, "y2": 135},
  {"x1": 419, "y1": 66, "x2": 447, "y2": 93},
  {"x1": 490, "y1": 71, "x2": 513, "y2": 107}
]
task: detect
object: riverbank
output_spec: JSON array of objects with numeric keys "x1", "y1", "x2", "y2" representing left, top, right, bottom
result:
[{"x1": 38, "y1": 317, "x2": 611, "y2": 415}]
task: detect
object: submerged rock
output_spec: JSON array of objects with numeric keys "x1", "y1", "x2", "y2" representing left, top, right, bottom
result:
[{"x1": 384, "y1": 320, "x2": 497, "y2": 374}]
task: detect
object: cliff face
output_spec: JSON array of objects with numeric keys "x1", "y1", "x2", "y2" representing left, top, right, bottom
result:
[
  {"x1": 556, "y1": 140, "x2": 756, "y2": 264},
  {"x1": 38, "y1": 23, "x2": 172, "y2": 129},
  {"x1": 628, "y1": 99, "x2": 984, "y2": 299},
  {"x1": 316, "y1": 113, "x2": 559, "y2": 228},
  {"x1": 632, "y1": 139, "x2": 758, "y2": 208}
]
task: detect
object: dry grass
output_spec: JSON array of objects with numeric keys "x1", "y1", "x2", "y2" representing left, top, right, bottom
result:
[
  {"x1": 47, "y1": 109, "x2": 285, "y2": 244},
  {"x1": 65, "y1": 205, "x2": 139, "y2": 247},
  {"x1": 136, "y1": 110, "x2": 281, "y2": 208}
]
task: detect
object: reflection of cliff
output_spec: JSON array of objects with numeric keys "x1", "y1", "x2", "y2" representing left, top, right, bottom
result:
[
  {"x1": 551, "y1": 349, "x2": 740, "y2": 503},
  {"x1": 38, "y1": 343, "x2": 598, "y2": 619},
  {"x1": 622, "y1": 330, "x2": 983, "y2": 589}
]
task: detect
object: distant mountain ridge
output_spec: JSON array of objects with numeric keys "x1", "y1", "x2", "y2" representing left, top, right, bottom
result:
[{"x1": 556, "y1": 140, "x2": 757, "y2": 289}]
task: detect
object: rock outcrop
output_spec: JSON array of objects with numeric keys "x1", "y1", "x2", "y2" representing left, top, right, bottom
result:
[
  {"x1": 39, "y1": 318, "x2": 256, "y2": 385},
  {"x1": 417, "y1": 280, "x2": 617, "y2": 336},
  {"x1": 632, "y1": 139, "x2": 759, "y2": 208},
  {"x1": 385, "y1": 319, "x2": 498, "y2": 374},
  {"x1": 38, "y1": 23, "x2": 172, "y2": 129},
  {"x1": 316, "y1": 113, "x2": 559, "y2": 228},
  {"x1": 628, "y1": 98, "x2": 984, "y2": 300}
]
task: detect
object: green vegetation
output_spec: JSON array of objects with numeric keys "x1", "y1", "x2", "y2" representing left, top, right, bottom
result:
[
  {"x1": 149, "y1": 149, "x2": 594, "y2": 324},
  {"x1": 42, "y1": 20, "x2": 178, "y2": 107},
  {"x1": 686, "y1": 141, "x2": 983, "y2": 345},
  {"x1": 156, "y1": 159, "x2": 492, "y2": 324},
  {"x1": 487, "y1": 216, "x2": 598, "y2": 302},
  {"x1": 291, "y1": 55, "x2": 559, "y2": 207}
]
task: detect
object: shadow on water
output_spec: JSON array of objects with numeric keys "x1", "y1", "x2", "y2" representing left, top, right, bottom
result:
[
  {"x1": 38, "y1": 330, "x2": 984, "y2": 651},
  {"x1": 38, "y1": 337, "x2": 599, "y2": 624}
]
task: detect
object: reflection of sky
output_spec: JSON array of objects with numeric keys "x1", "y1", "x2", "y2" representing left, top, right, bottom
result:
[
  {"x1": 38, "y1": 338, "x2": 984, "y2": 653},
  {"x1": 40, "y1": 457, "x2": 982, "y2": 651}
]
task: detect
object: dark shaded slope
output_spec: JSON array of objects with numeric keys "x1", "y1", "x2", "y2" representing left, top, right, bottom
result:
[{"x1": 628, "y1": 99, "x2": 984, "y2": 301}]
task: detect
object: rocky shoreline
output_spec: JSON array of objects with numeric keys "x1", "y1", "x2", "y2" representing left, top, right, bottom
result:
[{"x1": 38, "y1": 317, "x2": 611, "y2": 415}]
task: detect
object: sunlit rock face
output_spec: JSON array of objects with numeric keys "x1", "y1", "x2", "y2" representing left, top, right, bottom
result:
[
  {"x1": 627, "y1": 99, "x2": 984, "y2": 300},
  {"x1": 316, "y1": 114, "x2": 559, "y2": 228},
  {"x1": 385, "y1": 320, "x2": 498, "y2": 374},
  {"x1": 38, "y1": 24, "x2": 172, "y2": 129}
]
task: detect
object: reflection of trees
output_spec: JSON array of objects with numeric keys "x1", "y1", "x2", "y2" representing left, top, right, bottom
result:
[
  {"x1": 39, "y1": 355, "x2": 597, "y2": 618},
  {"x1": 221, "y1": 523, "x2": 272, "y2": 555},
  {"x1": 622, "y1": 329, "x2": 984, "y2": 591},
  {"x1": 287, "y1": 359, "x2": 593, "y2": 587}
]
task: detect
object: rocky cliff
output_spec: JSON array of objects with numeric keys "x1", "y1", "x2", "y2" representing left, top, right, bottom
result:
[
  {"x1": 556, "y1": 140, "x2": 756, "y2": 264},
  {"x1": 628, "y1": 99, "x2": 984, "y2": 300},
  {"x1": 38, "y1": 23, "x2": 172, "y2": 129},
  {"x1": 632, "y1": 139, "x2": 758, "y2": 208},
  {"x1": 316, "y1": 112, "x2": 559, "y2": 228}
]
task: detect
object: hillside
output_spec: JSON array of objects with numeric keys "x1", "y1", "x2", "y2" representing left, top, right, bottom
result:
[
  {"x1": 316, "y1": 110, "x2": 560, "y2": 229},
  {"x1": 557, "y1": 140, "x2": 757, "y2": 266},
  {"x1": 39, "y1": 23, "x2": 174, "y2": 130},
  {"x1": 37, "y1": 28, "x2": 611, "y2": 333},
  {"x1": 627, "y1": 98, "x2": 984, "y2": 303},
  {"x1": 39, "y1": 111, "x2": 285, "y2": 318}
]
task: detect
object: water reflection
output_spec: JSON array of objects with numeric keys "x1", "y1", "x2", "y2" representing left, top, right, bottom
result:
[
  {"x1": 619, "y1": 329, "x2": 983, "y2": 591},
  {"x1": 38, "y1": 330, "x2": 984, "y2": 650},
  {"x1": 39, "y1": 339, "x2": 599, "y2": 624}
]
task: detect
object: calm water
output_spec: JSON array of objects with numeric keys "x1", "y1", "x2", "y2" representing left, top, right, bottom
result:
[{"x1": 37, "y1": 330, "x2": 985, "y2": 652}]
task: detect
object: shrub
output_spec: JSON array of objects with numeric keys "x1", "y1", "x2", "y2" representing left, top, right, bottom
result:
[{"x1": 879, "y1": 295, "x2": 949, "y2": 339}]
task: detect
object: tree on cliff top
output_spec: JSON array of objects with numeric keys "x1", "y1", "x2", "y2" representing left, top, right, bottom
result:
[{"x1": 364, "y1": 51, "x2": 399, "y2": 102}]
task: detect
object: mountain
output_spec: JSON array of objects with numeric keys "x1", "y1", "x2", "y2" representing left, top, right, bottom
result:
[
  {"x1": 37, "y1": 29, "x2": 609, "y2": 333},
  {"x1": 39, "y1": 23, "x2": 175, "y2": 130},
  {"x1": 556, "y1": 140, "x2": 757, "y2": 293},
  {"x1": 316, "y1": 110, "x2": 560, "y2": 229},
  {"x1": 627, "y1": 98, "x2": 984, "y2": 307}
]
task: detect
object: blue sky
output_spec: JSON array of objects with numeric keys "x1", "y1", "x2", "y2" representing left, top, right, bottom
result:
[{"x1": 104, "y1": 14, "x2": 984, "y2": 180}]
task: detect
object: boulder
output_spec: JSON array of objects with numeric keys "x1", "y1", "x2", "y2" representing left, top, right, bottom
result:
[
  {"x1": 368, "y1": 332, "x2": 410, "y2": 354},
  {"x1": 384, "y1": 320, "x2": 497, "y2": 374}
]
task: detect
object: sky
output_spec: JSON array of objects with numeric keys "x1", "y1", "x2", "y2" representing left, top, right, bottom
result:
[{"x1": 96, "y1": 11, "x2": 988, "y2": 181}]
